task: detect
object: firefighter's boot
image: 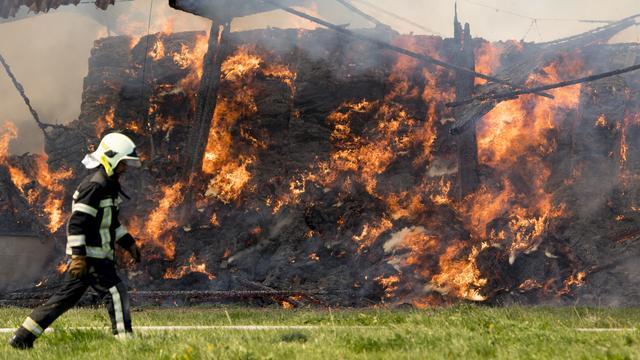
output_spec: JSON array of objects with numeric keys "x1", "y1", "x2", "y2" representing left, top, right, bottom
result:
[{"x1": 9, "y1": 327, "x2": 36, "y2": 350}]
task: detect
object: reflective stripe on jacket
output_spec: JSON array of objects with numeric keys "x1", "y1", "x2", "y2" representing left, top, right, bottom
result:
[{"x1": 65, "y1": 168, "x2": 135, "y2": 260}]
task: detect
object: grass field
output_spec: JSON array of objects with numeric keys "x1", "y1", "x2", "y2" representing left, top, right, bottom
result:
[{"x1": 0, "y1": 305, "x2": 639, "y2": 359}]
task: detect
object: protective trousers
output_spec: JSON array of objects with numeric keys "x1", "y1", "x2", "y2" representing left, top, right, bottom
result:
[{"x1": 21, "y1": 259, "x2": 132, "y2": 339}]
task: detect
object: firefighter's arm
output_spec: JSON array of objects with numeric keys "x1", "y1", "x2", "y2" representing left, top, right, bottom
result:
[
  {"x1": 67, "y1": 183, "x2": 102, "y2": 255},
  {"x1": 114, "y1": 218, "x2": 141, "y2": 263},
  {"x1": 66, "y1": 183, "x2": 102, "y2": 278}
]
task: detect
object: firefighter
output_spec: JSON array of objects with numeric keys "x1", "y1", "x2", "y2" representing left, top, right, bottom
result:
[{"x1": 9, "y1": 132, "x2": 143, "y2": 349}]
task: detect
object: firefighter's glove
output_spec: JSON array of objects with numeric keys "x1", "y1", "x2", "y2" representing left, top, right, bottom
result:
[
  {"x1": 69, "y1": 255, "x2": 87, "y2": 279},
  {"x1": 127, "y1": 244, "x2": 141, "y2": 264}
]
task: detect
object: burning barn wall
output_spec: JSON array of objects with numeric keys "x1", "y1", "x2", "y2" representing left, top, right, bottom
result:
[{"x1": 2, "y1": 22, "x2": 640, "y2": 307}]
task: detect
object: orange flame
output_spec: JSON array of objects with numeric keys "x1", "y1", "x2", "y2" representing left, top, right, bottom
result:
[
  {"x1": 96, "y1": 107, "x2": 116, "y2": 137},
  {"x1": 0, "y1": 122, "x2": 18, "y2": 161},
  {"x1": 474, "y1": 42, "x2": 504, "y2": 85},
  {"x1": 56, "y1": 260, "x2": 69, "y2": 274},
  {"x1": 149, "y1": 38, "x2": 166, "y2": 62},
  {"x1": 429, "y1": 242, "x2": 488, "y2": 301},
  {"x1": 375, "y1": 275, "x2": 400, "y2": 299},
  {"x1": 202, "y1": 46, "x2": 294, "y2": 205},
  {"x1": 138, "y1": 182, "x2": 185, "y2": 259},
  {"x1": 176, "y1": 33, "x2": 210, "y2": 92},
  {"x1": 2, "y1": 124, "x2": 73, "y2": 232},
  {"x1": 163, "y1": 254, "x2": 215, "y2": 280}
]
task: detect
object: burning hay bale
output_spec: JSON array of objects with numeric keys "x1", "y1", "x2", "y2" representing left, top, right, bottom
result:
[{"x1": 3, "y1": 22, "x2": 640, "y2": 308}]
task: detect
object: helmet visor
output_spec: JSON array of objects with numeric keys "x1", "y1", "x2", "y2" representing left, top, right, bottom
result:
[{"x1": 121, "y1": 148, "x2": 142, "y2": 168}]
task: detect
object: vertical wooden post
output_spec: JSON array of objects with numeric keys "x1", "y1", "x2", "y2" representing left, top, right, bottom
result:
[
  {"x1": 181, "y1": 21, "x2": 230, "y2": 222},
  {"x1": 454, "y1": 10, "x2": 480, "y2": 199}
]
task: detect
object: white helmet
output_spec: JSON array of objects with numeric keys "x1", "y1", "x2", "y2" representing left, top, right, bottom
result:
[{"x1": 82, "y1": 133, "x2": 142, "y2": 176}]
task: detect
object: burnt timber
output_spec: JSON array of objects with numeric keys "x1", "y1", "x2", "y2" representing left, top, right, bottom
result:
[{"x1": 453, "y1": 10, "x2": 479, "y2": 198}]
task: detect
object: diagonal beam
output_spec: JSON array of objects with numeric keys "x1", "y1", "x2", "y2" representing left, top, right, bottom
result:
[
  {"x1": 334, "y1": 0, "x2": 387, "y2": 28},
  {"x1": 259, "y1": 0, "x2": 555, "y2": 99},
  {"x1": 447, "y1": 63, "x2": 640, "y2": 108},
  {"x1": 0, "y1": 53, "x2": 52, "y2": 135}
]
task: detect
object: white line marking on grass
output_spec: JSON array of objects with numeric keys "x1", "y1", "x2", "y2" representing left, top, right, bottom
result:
[
  {"x1": 0, "y1": 325, "x2": 380, "y2": 333},
  {"x1": 575, "y1": 328, "x2": 638, "y2": 332}
]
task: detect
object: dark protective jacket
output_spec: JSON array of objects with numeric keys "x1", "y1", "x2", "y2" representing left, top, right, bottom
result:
[{"x1": 65, "y1": 168, "x2": 135, "y2": 260}]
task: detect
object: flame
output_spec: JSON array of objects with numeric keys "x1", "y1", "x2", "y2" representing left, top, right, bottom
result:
[
  {"x1": 221, "y1": 48, "x2": 262, "y2": 81},
  {"x1": 463, "y1": 53, "x2": 583, "y2": 260},
  {"x1": 3, "y1": 32, "x2": 608, "y2": 305},
  {"x1": 176, "y1": 33, "x2": 210, "y2": 92},
  {"x1": 163, "y1": 254, "x2": 215, "y2": 280},
  {"x1": 32, "y1": 156, "x2": 74, "y2": 232},
  {"x1": 8, "y1": 166, "x2": 30, "y2": 190},
  {"x1": 2, "y1": 124, "x2": 73, "y2": 233},
  {"x1": 202, "y1": 46, "x2": 294, "y2": 205},
  {"x1": 429, "y1": 242, "x2": 487, "y2": 301},
  {"x1": 210, "y1": 213, "x2": 219, "y2": 227},
  {"x1": 149, "y1": 38, "x2": 166, "y2": 62},
  {"x1": 161, "y1": 18, "x2": 174, "y2": 35},
  {"x1": 313, "y1": 100, "x2": 436, "y2": 197},
  {"x1": 1, "y1": 124, "x2": 32, "y2": 193},
  {"x1": 376, "y1": 275, "x2": 400, "y2": 299},
  {"x1": 620, "y1": 114, "x2": 640, "y2": 168},
  {"x1": 474, "y1": 42, "x2": 504, "y2": 85},
  {"x1": 353, "y1": 218, "x2": 393, "y2": 249},
  {"x1": 595, "y1": 114, "x2": 607, "y2": 128},
  {"x1": 124, "y1": 121, "x2": 142, "y2": 134},
  {"x1": 518, "y1": 278, "x2": 543, "y2": 292},
  {"x1": 56, "y1": 260, "x2": 69, "y2": 274},
  {"x1": 96, "y1": 106, "x2": 116, "y2": 137},
  {"x1": 429, "y1": 178, "x2": 452, "y2": 206},
  {"x1": 138, "y1": 183, "x2": 185, "y2": 259},
  {"x1": 279, "y1": 300, "x2": 295, "y2": 310},
  {"x1": 0, "y1": 122, "x2": 18, "y2": 161},
  {"x1": 205, "y1": 158, "x2": 253, "y2": 204},
  {"x1": 558, "y1": 271, "x2": 586, "y2": 296}
]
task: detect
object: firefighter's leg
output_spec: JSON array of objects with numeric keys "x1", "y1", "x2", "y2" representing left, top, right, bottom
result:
[
  {"x1": 91, "y1": 263, "x2": 133, "y2": 338},
  {"x1": 10, "y1": 275, "x2": 88, "y2": 349},
  {"x1": 106, "y1": 282, "x2": 133, "y2": 338}
]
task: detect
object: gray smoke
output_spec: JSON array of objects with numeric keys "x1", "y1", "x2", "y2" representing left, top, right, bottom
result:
[{"x1": 0, "y1": 0, "x2": 638, "y2": 154}]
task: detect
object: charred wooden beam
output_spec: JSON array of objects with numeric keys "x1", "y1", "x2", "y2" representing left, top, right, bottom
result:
[
  {"x1": 453, "y1": 12, "x2": 480, "y2": 199},
  {"x1": 448, "y1": 63, "x2": 640, "y2": 108},
  {"x1": 180, "y1": 22, "x2": 230, "y2": 220},
  {"x1": 350, "y1": 0, "x2": 442, "y2": 36},
  {"x1": 537, "y1": 13, "x2": 640, "y2": 47},
  {"x1": 334, "y1": 0, "x2": 389, "y2": 29}
]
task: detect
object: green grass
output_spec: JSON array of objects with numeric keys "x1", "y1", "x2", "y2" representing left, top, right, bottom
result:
[{"x1": 0, "y1": 305, "x2": 639, "y2": 359}]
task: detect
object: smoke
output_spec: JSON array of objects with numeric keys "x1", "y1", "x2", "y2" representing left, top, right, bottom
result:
[
  {"x1": 0, "y1": 0, "x2": 638, "y2": 154},
  {"x1": 0, "y1": 0, "x2": 210, "y2": 155},
  {"x1": 0, "y1": 235, "x2": 55, "y2": 292}
]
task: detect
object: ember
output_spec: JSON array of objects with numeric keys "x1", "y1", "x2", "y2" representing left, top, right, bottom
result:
[{"x1": 164, "y1": 254, "x2": 215, "y2": 281}]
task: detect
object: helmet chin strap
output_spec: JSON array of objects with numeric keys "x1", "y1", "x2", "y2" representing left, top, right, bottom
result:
[{"x1": 100, "y1": 155, "x2": 114, "y2": 177}]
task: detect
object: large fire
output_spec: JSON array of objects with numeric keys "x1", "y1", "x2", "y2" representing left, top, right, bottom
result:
[
  {"x1": 1, "y1": 122, "x2": 73, "y2": 233},
  {"x1": 4, "y1": 15, "x2": 636, "y2": 306},
  {"x1": 202, "y1": 46, "x2": 295, "y2": 204}
]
